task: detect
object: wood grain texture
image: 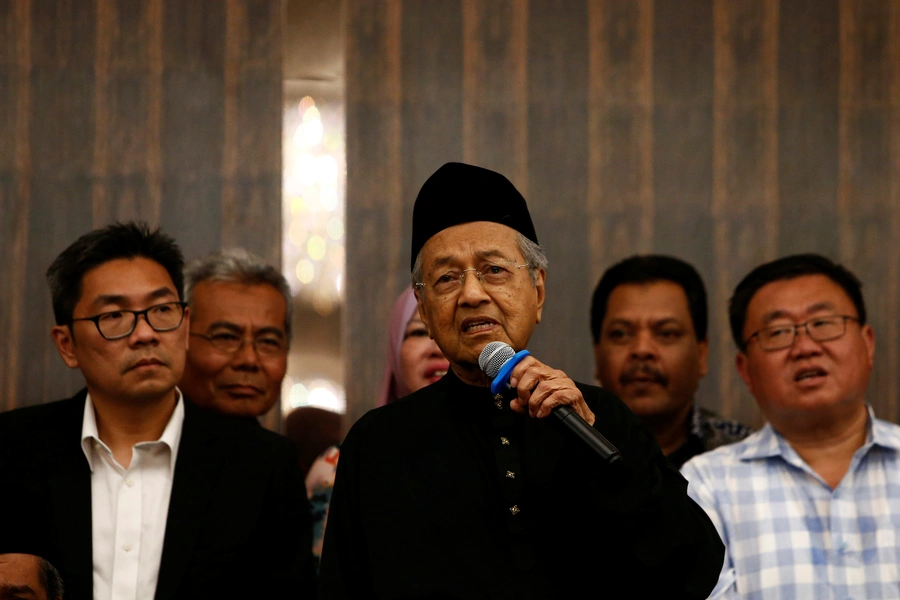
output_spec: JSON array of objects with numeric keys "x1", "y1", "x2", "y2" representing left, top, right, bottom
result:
[
  {"x1": 712, "y1": 0, "x2": 778, "y2": 426},
  {"x1": 343, "y1": 0, "x2": 402, "y2": 432},
  {"x1": 344, "y1": 0, "x2": 900, "y2": 429},
  {"x1": 1, "y1": 0, "x2": 284, "y2": 418},
  {"x1": 838, "y1": 0, "x2": 900, "y2": 423}
]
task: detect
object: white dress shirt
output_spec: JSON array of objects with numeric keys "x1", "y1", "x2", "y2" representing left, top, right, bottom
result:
[{"x1": 81, "y1": 392, "x2": 184, "y2": 600}]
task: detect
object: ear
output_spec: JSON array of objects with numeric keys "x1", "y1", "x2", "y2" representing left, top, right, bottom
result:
[
  {"x1": 51, "y1": 324, "x2": 80, "y2": 369},
  {"x1": 533, "y1": 269, "x2": 546, "y2": 324},
  {"x1": 697, "y1": 338, "x2": 709, "y2": 378},
  {"x1": 862, "y1": 323, "x2": 875, "y2": 368},
  {"x1": 735, "y1": 351, "x2": 752, "y2": 391}
]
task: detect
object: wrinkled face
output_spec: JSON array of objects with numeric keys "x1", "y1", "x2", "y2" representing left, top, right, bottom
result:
[
  {"x1": 594, "y1": 281, "x2": 708, "y2": 422},
  {"x1": 51, "y1": 258, "x2": 189, "y2": 406},
  {"x1": 0, "y1": 554, "x2": 49, "y2": 600},
  {"x1": 736, "y1": 274, "x2": 875, "y2": 429},
  {"x1": 399, "y1": 309, "x2": 450, "y2": 393},
  {"x1": 416, "y1": 222, "x2": 545, "y2": 380},
  {"x1": 180, "y1": 281, "x2": 288, "y2": 418}
]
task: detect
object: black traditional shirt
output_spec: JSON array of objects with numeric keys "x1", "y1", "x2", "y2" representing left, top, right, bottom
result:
[{"x1": 319, "y1": 370, "x2": 724, "y2": 599}]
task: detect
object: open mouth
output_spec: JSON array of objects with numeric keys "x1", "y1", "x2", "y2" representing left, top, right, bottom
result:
[
  {"x1": 461, "y1": 318, "x2": 497, "y2": 334},
  {"x1": 795, "y1": 367, "x2": 827, "y2": 382}
]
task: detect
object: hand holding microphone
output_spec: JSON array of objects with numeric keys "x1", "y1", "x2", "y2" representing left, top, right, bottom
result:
[{"x1": 479, "y1": 341, "x2": 623, "y2": 465}]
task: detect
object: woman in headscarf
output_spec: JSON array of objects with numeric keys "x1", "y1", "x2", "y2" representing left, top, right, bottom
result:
[{"x1": 307, "y1": 288, "x2": 448, "y2": 567}]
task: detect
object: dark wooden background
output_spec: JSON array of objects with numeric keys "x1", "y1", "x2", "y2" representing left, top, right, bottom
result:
[
  {"x1": 2, "y1": 1, "x2": 899, "y2": 437},
  {"x1": 0, "y1": 0, "x2": 284, "y2": 424},
  {"x1": 344, "y1": 0, "x2": 900, "y2": 433}
]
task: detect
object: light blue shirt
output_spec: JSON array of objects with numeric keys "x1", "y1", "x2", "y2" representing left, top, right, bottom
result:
[{"x1": 681, "y1": 407, "x2": 900, "y2": 600}]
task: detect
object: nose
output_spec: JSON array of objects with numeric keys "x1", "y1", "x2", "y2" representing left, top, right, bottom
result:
[
  {"x1": 129, "y1": 313, "x2": 159, "y2": 344},
  {"x1": 231, "y1": 339, "x2": 262, "y2": 370},
  {"x1": 458, "y1": 269, "x2": 489, "y2": 306},
  {"x1": 629, "y1": 329, "x2": 657, "y2": 360},
  {"x1": 789, "y1": 324, "x2": 823, "y2": 358},
  {"x1": 425, "y1": 337, "x2": 443, "y2": 357}
]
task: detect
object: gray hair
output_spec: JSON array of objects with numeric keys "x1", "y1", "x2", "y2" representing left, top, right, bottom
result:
[
  {"x1": 184, "y1": 248, "x2": 293, "y2": 341},
  {"x1": 37, "y1": 556, "x2": 64, "y2": 600},
  {"x1": 411, "y1": 232, "x2": 548, "y2": 286}
]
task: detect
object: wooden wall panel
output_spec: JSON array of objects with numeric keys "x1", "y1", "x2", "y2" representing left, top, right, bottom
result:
[
  {"x1": 462, "y1": 0, "x2": 528, "y2": 186},
  {"x1": 838, "y1": 0, "x2": 900, "y2": 421},
  {"x1": 346, "y1": 0, "x2": 900, "y2": 430},
  {"x1": 0, "y1": 0, "x2": 32, "y2": 410},
  {"x1": 0, "y1": 0, "x2": 284, "y2": 414},
  {"x1": 778, "y1": 0, "x2": 840, "y2": 256},
  {"x1": 343, "y1": 0, "x2": 402, "y2": 431},
  {"x1": 526, "y1": 0, "x2": 592, "y2": 376},
  {"x1": 711, "y1": 0, "x2": 778, "y2": 426},
  {"x1": 587, "y1": 0, "x2": 654, "y2": 276}
]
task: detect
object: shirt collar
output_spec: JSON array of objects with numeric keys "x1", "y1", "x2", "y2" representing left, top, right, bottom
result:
[
  {"x1": 81, "y1": 389, "x2": 185, "y2": 472},
  {"x1": 739, "y1": 404, "x2": 900, "y2": 461}
]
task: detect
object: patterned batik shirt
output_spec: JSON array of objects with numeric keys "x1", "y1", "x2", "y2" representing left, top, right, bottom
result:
[
  {"x1": 666, "y1": 405, "x2": 753, "y2": 469},
  {"x1": 681, "y1": 406, "x2": 900, "y2": 600}
]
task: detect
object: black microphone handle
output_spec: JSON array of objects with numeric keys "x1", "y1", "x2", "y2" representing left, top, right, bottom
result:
[{"x1": 551, "y1": 405, "x2": 623, "y2": 466}]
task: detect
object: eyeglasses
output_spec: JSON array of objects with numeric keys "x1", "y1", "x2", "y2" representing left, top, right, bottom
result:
[
  {"x1": 70, "y1": 301, "x2": 187, "y2": 340},
  {"x1": 190, "y1": 331, "x2": 287, "y2": 357},
  {"x1": 745, "y1": 315, "x2": 859, "y2": 351},
  {"x1": 415, "y1": 259, "x2": 530, "y2": 298}
]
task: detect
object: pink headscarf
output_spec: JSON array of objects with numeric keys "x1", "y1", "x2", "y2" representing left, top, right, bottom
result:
[{"x1": 377, "y1": 288, "x2": 421, "y2": 406}]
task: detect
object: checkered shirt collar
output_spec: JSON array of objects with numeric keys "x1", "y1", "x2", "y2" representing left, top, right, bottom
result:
[{"x1": 738, "y1": 404, "x2": 900, "y2": 462}]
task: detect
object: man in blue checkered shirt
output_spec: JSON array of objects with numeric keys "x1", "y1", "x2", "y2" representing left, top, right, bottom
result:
[{"x1": 682, "y1": 254, "x2": 900, "y2": 599}]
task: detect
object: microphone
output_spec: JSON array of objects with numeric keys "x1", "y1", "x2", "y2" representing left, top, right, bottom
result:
[{"x1": 479, "y1": 341, "x2": 623, "y2": 466}]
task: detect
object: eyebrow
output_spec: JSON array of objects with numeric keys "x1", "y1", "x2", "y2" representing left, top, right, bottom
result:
[
  {"x1": 431, "y1": 249, "x2": 514, "y2": 268},
  {"x1": 0, "y1": 583, "x2": 38, "y2": 596},
  {"x1": 761, "y1": 301, "x2": 837, "y2": 325},
  {"x1": 207, "y1": 321, "x2": 285, "y2": 338},
  {"x1": 92, "y1": 287, "x2": 177, "y2": 308}
]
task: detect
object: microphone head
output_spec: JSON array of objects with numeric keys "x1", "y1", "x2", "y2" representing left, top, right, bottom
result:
[{"x1": 478, "y1": 341, "x2": 515, "y2": 379}]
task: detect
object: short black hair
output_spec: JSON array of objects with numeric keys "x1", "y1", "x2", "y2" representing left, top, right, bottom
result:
[
  {"x1": 37, "y1": 556, "x2": 64, "y2": 599},
  {"x1": 728, "y1": 253, "x2": 866, "y2": 351},
  {"x1": 46, "y1": 222, "x2": 185, "y2": 325},
  {"x1": 590, "y1": 255, "x2": 708, "y2": 343}
]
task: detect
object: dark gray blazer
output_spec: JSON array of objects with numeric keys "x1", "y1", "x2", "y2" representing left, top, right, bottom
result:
[{"x1": 0, "y1": 389, "x2": 316, "y2": 600}]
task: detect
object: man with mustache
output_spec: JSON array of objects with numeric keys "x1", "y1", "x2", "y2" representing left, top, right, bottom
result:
[
  {"x1": 591, "y1": 255, "x2": 752, "y2": 468},
  {"x1": 681, "y1": 254, "x2": 900, "y2": 599},
  {"x1": 0, "y1": 222, "x2": 315, "y2": 599},
  {"x1": 319, "y1": 163, "x2": 724, "y2": 599},
  {"x1": 180, "y1": 248, "x2": 291, "y2": 420}
]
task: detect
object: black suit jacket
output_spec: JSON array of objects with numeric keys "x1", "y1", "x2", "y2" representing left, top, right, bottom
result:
[{"x1": 0, "y1": 390, "x2": 315, "y2": 600}]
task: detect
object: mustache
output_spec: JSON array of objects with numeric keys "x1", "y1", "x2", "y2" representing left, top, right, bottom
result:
[{"x1": 619, "y1": 362, "x2": 668, "y2": 386}]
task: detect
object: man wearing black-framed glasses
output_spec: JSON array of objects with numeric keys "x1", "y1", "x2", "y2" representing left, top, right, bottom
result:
[
  {"x1": 0, "y1": 222, "x2": 315, "y2": 600},
  {"x1": 681, "y1": 254, "x2": 900, "y2": 599}
]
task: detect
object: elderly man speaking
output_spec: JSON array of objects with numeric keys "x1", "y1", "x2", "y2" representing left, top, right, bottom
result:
[{"x1": 318, "y1": 163, "x2": 724, "y2": 599}]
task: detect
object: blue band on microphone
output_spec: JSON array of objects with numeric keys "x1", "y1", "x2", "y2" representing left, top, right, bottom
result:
[{"x1": 490, "y1": 349, "x2": 530, "y2": 395}]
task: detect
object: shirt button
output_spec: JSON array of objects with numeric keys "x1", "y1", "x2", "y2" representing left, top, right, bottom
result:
[
  {"x1": 123, "y1": 544, "x2": 133, "y2": 552},
  {"x1": 506, "y1": 470, "x2": 515, "y2": 479},
  {"x1": 500, "y1": 437, "x2": 510, "y2": 446},
  {"x1": 509, "y1": 505, "x2": 520, "y2": 515},
  {"x1": 125, "y1": 478, "x2": 135, "y2": 487}
]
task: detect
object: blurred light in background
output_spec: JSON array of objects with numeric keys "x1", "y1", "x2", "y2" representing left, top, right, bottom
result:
[
  {"x1": 283, "y1": 95, "x2": 346, "y2": 315},
  {"x1": 281, "y1": 376, "x2": 346, "y2": 415},
  {"x1": 283, "y1": 93, "x2": 346, "y2": 416}
]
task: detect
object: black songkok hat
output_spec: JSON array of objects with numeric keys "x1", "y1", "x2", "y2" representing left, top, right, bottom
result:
[{"x1": 410, "y1": 162, "x2": 539, "y2": 270}]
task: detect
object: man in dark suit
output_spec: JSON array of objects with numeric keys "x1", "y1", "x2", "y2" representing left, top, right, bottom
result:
[{"x1": 0, "y1": 222, "x2": 314, "y2": 600}]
